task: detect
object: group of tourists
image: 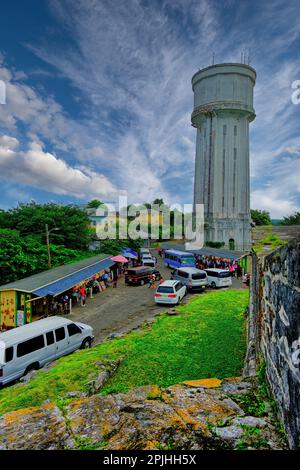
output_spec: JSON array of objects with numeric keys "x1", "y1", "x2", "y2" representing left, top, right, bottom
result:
[{"x1": 194, "y1": 255, "x2": 242, "y2": 277}]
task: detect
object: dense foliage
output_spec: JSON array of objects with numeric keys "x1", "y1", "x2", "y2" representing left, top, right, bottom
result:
[
  {"x1": 0, "y1": 202, "x2": 145, "y2": 284},
  {"x1": 86, "y1": 199, "x2": 104, "y2": 209},
  {"x1": 97, "y1": 238, "x2": 144, "y2": 255},
  {"x1": 0, "y1": 203, "x2": 91, "y2": 250},
  {"x1": 250, "y1": 209, "x2": 272, "y2": 226},
  {"x1": 205, "y1": 241, "x2": 225, "y2": 248},
  {"x1": 280, "y1": 212, "x2": 300, "y2": 225},
  {"x1": 0, "y1": 228, "x2": 93, "y2": 285}
]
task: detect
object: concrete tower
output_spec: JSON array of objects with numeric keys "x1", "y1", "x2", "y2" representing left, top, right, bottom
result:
[{"x1": 191, "y1": 63, "x2": 256, "y2": 251}]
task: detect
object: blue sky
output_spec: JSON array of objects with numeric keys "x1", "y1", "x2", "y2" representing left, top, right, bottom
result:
[{"x1": 0, "y1": 0, "x2": 300, "y2": 218}]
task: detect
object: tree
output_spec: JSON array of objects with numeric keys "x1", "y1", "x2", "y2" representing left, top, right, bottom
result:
[
  {"x1": 1, "y1": 202, "x2": 91, "y2": 250},
  {"x1": 0, "y1": 228, "x2": 91, "y2": 284},
  {"x1": 152, "y1": 198, "x2": 165, "y2": 206},
  {"x1": 250, "y1": 209, "x2": 272, "y2": 226},
  {"x1": 281, "y1": 212, "x2": 300, "y2": 225},
  {"x1": 86, "y1": 199, "x2": 104, "y2": 209},
  {"x1": 98, "y1": 238, "x2": 144, "y2": 255}
]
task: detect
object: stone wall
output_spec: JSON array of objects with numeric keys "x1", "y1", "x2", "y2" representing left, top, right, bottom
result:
[{"x1": 244, "y1": 236, "x2": 300, "y2": 449}]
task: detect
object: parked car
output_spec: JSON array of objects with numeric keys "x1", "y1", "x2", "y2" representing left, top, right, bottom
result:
[
  {"x1": 141, "y1": 253, "x2": 152, "y2": 260},
  {"x1": 171, "y1": 267, "x2": 207, "y2": 291},
  {"x1": 154, "y1": 280, "x2": 187, "y2": 305},
  {"x1": 125, "y1": 266, "x2": 153, "y2": 286},
  {"x1": 139, "y1": 248, "x2": 151, "y2": 257},
  {"x1": 204, "y1": 268, "x2": 232, "y2": 288},
  {"x1": 0, "y1": 316, "x2": 94, "y2": 387},
  {"x1": 141, "y1": 255, "x2": 156, "y2": 268}
]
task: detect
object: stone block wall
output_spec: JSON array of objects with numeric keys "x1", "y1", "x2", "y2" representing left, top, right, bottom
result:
[{"x1": 244, "y1": 237, "x2": 300, "y2": 449}]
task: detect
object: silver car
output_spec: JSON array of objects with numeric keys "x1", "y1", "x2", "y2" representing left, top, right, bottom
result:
[{"x1": 171, "y1": 267, "x2": 208, "y2": 291}]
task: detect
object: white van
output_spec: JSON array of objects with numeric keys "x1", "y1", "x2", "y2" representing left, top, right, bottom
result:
[
  {"x1": 141, "y1": 256, "x2": 156, "y2": 268},
  {"x1": 204, "y1": 268, "x2": 232, "y2": 288},
  {"x1": 171, "y1": 267, "x2": 208, "y2": 291},
  {"x1": 0, "y1": 317, "x2": 94, "y2": 387},
  {"x1": 140, "y1": 248, "x2": 151, "y2": 257}
]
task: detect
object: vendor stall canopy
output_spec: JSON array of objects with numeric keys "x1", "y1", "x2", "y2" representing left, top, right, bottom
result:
[{"x1": 0, "y1": 254, "x2": 114, "y2": 297}]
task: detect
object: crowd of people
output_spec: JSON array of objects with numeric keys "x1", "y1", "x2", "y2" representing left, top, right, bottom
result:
[{"x1": 194, "y1": 255, "x2": 242, "y2": 277}]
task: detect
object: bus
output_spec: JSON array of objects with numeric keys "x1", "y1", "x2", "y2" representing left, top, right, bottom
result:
[{"x1": 163, "y1": 250, "x2": 195, "y2": 269}]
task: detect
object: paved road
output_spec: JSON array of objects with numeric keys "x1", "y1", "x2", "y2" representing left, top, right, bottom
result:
[{"x1": 68, "y1": 249, "x2": 244, "y2": 344}]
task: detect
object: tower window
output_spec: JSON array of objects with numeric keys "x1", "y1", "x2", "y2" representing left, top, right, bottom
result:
[
  {"x1": 223, "y1": 125, "x2": 227, "y2": 135},
  {"x1": 234, "y1": 125, "x2": 237, "y2": 136},
  {"x1": 234, "y1": 148, "x2": 237, "y2": 160}
]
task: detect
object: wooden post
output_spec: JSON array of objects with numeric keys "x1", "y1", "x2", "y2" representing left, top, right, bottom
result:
[{"x1": 45, "y1": 224, "x2": 51, "y2": 269}]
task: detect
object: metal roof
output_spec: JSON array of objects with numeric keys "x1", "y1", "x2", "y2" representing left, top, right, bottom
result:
[
  {"x1": 160, "y1": 243, "x2": 245, "y2": 260},
  {"x1": 0, "y1": 254, "x2": 114, "y2": 296}
]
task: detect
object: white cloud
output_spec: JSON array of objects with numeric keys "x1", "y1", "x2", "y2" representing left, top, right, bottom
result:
[
  {"x1": 0, "y1": 136, "x2": 117, "y2": 199},
  {"x1": 1, "y1": 0, "x2": 300, "y2": 216},
  {"x1": 251, "y1": 189, "x2": 299, "y2": 219}
]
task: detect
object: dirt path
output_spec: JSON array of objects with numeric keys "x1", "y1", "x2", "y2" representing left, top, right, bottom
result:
[{"x1": 67, "y1": 249, "x2": 244, "y2": 344}]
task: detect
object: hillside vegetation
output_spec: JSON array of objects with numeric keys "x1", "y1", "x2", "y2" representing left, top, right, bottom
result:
[{"x1": 0, "y1": 290, "x2": 248, "y2": 416}]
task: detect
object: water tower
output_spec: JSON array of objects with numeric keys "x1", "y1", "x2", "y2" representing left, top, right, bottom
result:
[{"x1": 191, "y1": 63, "x2": 256, "y2": 251}]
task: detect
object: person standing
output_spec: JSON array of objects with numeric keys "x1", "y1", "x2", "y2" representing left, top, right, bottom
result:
[
  {"x1": 79, "y1": 286, "x2": 87, "y2": 306},
  {"x1": 112, "y1": 271, "x2": 118, "y2": 288},
  {"x1": 72, "y1": 287, "x2": 79, "y2": 305}
]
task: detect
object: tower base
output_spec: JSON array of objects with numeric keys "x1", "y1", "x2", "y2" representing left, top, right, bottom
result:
[{"x1": 205, "y1": 217, "x2": 251, "y2": 252}]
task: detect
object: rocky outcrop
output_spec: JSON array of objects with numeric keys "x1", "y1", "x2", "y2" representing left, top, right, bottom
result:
[
  {"x1": 0, "y1": 378, "x2": 286, "y2": 450},
  {"x1": 0, "y1": 403, "x2": 74, "y2": 450}
]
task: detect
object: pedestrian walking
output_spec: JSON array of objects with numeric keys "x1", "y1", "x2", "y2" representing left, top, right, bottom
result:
[{"x1": 150, "y1": 273, "x2": 156, "y2": 289}]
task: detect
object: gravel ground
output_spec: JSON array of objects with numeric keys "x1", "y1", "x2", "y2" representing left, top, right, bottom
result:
[{"x1": 67, "y1": 249, "x2": 244, "y2": 344}]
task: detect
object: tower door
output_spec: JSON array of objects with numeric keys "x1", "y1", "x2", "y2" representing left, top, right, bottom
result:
[{"x1": 229, "y1": 238, "x2": 235, "y2": 250}]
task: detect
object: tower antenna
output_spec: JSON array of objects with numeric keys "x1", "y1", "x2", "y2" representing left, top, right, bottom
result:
[{"x1": 212, "y1": 52, "x2": 215, "y2": 65}]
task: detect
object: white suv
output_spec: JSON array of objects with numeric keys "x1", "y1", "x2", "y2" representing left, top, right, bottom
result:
[{"x1": 154, "y1": 280, "x2": 187, "y2": 305}]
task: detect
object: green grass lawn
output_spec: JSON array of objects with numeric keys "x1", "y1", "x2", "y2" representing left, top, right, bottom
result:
[{"x1": 0, "y1": 289, "x2": 248, "y2": 416}]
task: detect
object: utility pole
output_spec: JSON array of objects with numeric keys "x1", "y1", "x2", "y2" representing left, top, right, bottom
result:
[
  {"x1": 45, "y1": 224, "x2": 61, "y2": 269},
  {"x1": 45, "y1": 224, "x2": 51, "y2": 269}
]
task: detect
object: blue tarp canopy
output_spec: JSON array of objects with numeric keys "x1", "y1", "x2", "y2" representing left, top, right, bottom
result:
[
  {"x1": 33, "y1": 258, "x2": 114, "y2": 297},
  {"x1": 122, "y1": 247, "x2": 138, "y2": 257}
]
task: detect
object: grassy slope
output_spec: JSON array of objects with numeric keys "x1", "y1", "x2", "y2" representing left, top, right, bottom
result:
[{"x1": 0, "y1": 290, "x2": 248, "y2": 415}]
